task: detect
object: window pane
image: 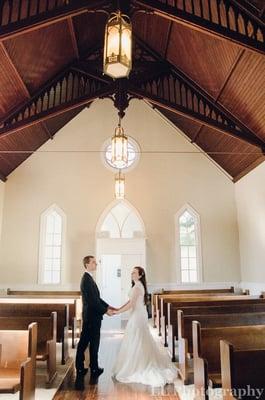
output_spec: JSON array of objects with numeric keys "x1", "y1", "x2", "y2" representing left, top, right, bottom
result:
[
  {"x1": 181, "y1": 246, "x2": 188, "y2": 258},
  {"x1": 181, "y1": 257, "x2": 189, "y2": 269},
  {"x1": 181, "y1": 270, "x2": 189, "y2": 283},
  {"x1": 189, "y1": 246, "x2": 196, "y2": 258},
  {"x1": 46, "y1": 215, "x2": 54, "y2": 233},
  {"x1": 53, "y1": 246, "x2": 61, "y2": 258},
  {"x1": 45, "y1": 233, "x2": 53, "y2": 246},
  {"x1": 189, "y1": 270, "x2": 198, "y2": 282},
  {"x1": 52, "y1": 271, "x2": 60, "y2": 284},
  {"x1": 44, "y1": 258, "x2": 53, "y2": 269},
  {"x1": 189, "y1": 258, "x2": 197, "y2": 270},
  {"x1": 52, "y1": 259, "x2": 61, "y2": 270},
  {"x1": 54, "y1": 214, "x2": 62, "y2": 234},
  {"x1": 44, "y1": 270, "x2": 52, "y2": 284},
  {"x1": 53, "y1": 234, "x2": 61, "y2": 246},
  {"x1": 45, "y1": 246, "x2": 53, "y2": 258}
]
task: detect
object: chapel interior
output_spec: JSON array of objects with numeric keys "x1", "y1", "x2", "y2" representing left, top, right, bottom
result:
[{"x1": 0, "y1": 0, "x2": 264, "y2": 399}]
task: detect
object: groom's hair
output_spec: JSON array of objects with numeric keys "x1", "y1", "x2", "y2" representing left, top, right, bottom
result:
[{"x1": 83, "y1": 255, "x2": 94, "y2": 267}]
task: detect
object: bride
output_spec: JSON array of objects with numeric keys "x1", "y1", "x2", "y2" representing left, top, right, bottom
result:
[{"x1": 112, "y1": 266, "x2": 177, "y2": 387}]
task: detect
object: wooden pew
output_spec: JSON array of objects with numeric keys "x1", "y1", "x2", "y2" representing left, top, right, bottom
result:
[
  {"x1": 7, "y1": 289, "x2": 80, "y2": 297},
  {"x1": 0, "y1": 313, "x2": 57, "y2": 384},
  {"x1": 0, "y1": 302, "x2": 69, "y2": 364},
  {"x1": 0, "y1": 322, "x2": 37, "y2": 400},
  {"x1": 178, "y1": 310, "x2": 265, "y2": 384},
  {"x1": 168, "y1": 302, "x2": 265, "y2": 362},
  {"x1": 157, "y1": 293, "x2": 253, "y2": 337},
  {"x1": 221, "y1": 340, "x2": 265, "y2": 400},
  {"x1": 151, "y1": 287, "x2": 235, "y2": 328},
  {"x1": 192, "y1": 322, "x2": 265, "y2": 400},
  {"x1": 0, "y1": 289, "x2": 82, "y2": 348},
  {"x1": 161, "y1": 296, "x2": 263, "y2": 344}
]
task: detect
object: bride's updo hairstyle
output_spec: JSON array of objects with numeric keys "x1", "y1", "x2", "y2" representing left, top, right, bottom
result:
[{"x1": 132, "y1": 266, "x2": 149, "y2": 305}]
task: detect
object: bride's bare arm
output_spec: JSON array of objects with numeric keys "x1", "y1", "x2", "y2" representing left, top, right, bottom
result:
[{"x1": 115, "y1": 286, "x2": 142, "y2": 315}]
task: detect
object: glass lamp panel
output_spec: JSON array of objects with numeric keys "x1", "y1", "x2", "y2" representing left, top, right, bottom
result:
[
  {"x1": 115, "y1": 177, "x2": 125, "y2": 199},
  {"x1": 106, "y1": 25, "x2": 120, "y2": 57},
  {"x1": 121, "y1": 26, "x2": 131, "y2": 61}
]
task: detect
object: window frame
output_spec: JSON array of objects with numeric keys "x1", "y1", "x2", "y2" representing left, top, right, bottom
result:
[
  {"x1": 175, "y1": 204, "x2": 203, "y2": 284},
  {"x1": 38, "y1": 204, "x2": 66, "y2": 285}
]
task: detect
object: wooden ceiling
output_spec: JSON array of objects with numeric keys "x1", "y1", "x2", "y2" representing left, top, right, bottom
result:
[{"x1": 0, "y1": 0, "x2": 264, "y2": 182}]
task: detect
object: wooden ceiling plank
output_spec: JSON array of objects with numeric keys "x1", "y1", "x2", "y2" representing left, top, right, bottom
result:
[
  {"x1": 233, "y1": 155, "x2": 265, "y2": 182},
  {"x1": 131, "y1": 38, "x2": 265, "y2": 151},
  {"x1": 133, "y1": 0, "x2": 265, "y2": 55},
  {"x1": 192, "y1": 49, "x2": 245, "y2": 143},
  {"x1": 0, "y1": 0, "x2": 110, "y2": 41},
  {"x1": 67, "y1": 18, "x2": 79, "y2": 59}
]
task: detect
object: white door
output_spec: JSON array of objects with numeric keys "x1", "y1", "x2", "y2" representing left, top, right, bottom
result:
[{"x1": 97, "y1": 238, "x2": 146, "y2": 330}]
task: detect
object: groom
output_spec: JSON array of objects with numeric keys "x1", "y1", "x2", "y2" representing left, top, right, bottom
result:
[{"x1": 75, "y1": 255, "x2": 115, "y2": 386}]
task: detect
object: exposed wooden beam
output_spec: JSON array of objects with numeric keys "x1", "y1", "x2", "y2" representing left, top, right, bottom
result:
[
  {"x1": 133, "y1": 0, "x2": 265, "y2": 55},
  {"x1": 130, "y1": 86, "x2": 265, "y2": 151},
  {"x1": 0, "y1": 0, "x2": 110, "y2": 41}
]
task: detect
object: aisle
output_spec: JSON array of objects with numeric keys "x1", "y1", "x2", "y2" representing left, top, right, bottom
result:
[{"x1": 53, "y1": 326, "x2": 180, "y2": 400}]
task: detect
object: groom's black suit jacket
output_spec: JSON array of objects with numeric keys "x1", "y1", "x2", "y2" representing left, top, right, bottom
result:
[{"x1": 81, "y1": 272, "x2": 109, "y2": 324}]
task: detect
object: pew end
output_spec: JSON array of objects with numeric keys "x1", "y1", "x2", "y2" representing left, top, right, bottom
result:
[{"x1": 221, "y1": 340, "x2": 265, "y2": 400}]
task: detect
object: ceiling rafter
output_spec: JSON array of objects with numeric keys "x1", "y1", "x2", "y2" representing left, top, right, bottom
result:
[
  {"x1": 0, "y1": 63, "x2": 115, "y2": 138},
  {"x1": 0, "y1": 0, "x2": 111, "y2": 41},
  {"x1": 132, "y1": 0, "x2": 265, "y2": 55},
  {"x1": 129, "y1": 38, "x2": 265, "y2": 152}
]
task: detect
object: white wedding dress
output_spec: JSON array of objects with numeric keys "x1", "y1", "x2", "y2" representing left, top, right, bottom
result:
[{"x1": 112, "y1": 281, "x2": 177, "y2": 386}]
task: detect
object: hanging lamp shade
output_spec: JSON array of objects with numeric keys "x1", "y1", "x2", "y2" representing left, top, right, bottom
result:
[
  {"x1": 111, "y1": 124, "x2": 128, "y2": 168},
  {"x1": 103, "y1": 11, "x2": 132, "y2": 79},
  {"x1": 115, "y1": 171, "x2": 125, "y2": 199}
]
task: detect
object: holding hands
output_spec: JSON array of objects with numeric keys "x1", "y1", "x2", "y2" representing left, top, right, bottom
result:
[{"x1": 106, "y1": 306, "x2": 119, "y2": 316}]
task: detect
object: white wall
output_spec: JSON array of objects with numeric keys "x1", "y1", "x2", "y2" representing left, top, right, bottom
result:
[
  {"x1": 0, "y1": 99, "x2": 240, "y2": 289},
  {"x1": 235, "y1": 161, "x2": 265, "y2": 294}
]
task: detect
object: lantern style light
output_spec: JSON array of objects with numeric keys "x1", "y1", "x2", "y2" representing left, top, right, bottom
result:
[
  {"x1": 111, "y1": 122, "x2": 128, "y2": 168},
  {"x1": 103, "y1": 11, "x2": 132, "y2": 79},
  {"x1": 115, "y1": 171, "x2": 125, "y2": 199}
]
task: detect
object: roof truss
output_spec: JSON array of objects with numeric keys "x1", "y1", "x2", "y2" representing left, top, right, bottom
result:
[
  {"x1": 0, "y1": 0, "x2": 110, "y2": 40},
  {"x1": 133, "y1": 0, "x2": 265, "y2": 55}
]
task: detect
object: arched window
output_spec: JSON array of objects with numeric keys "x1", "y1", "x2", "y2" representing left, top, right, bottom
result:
[
  {"x1": 38, "y1": 205, "x2": 66, "y2": 284},
  {"x1": 175, "y1": 205, "x2": 202, "y2": 283},
  {"x1": 98, "y1": 201, "x2": 145, "y2": 239}
]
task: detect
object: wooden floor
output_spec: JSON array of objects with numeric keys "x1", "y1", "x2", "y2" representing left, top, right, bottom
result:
[{"x1": 54, "y1": 327, "x2": 179, "y2": 400}]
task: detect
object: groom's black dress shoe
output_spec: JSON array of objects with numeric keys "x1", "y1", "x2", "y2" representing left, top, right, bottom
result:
[
  {"x1": 76, "y1": 368, "x2": 88, "y2": 376},
  {"x1": 89, "y1": 367, "x2": 104, "y2": 384}
]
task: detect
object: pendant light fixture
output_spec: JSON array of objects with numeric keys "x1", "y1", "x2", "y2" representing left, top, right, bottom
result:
[{"x1": 103, "y1": 11, "x2": 132, "y2": 79}]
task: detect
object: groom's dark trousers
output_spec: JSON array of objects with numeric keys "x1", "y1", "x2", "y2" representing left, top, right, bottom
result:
[{"x1": 75, "y1": 272, "x2": 109, "y2": 372}]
